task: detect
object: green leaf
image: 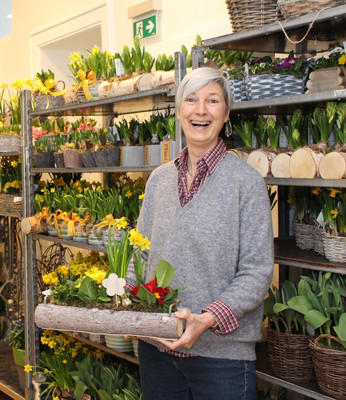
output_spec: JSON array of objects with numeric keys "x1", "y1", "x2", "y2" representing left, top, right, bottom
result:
[
  {"x1": 287, "y1": 295, "x2": 313, "y2": 314},
  {"x1": 273, "y1": 303, "x2": 289, "y2": 313},
  {"x1": 154, "y1": 260, "x2": 174, "y2": 288},
  {"x1": 304, "y1": 309, "x2": 329, "y2": 329},
  {"x1": 77, "y1": 276, "x2": 98, "y2": 302},
  {"x1": 333, "y1": 313, "x2": 346, "y2": 344},
  {"x1": 137, "y1": 285, "x2": 157, "y2": 306}
]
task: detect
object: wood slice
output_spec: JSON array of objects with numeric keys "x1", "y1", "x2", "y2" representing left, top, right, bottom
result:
[
  {"x1": 246, "y1": 150, "x2": 276, "y2": 177},
  {"x1": 227, "y1": 149, "x2": 249, "y2": 161},
  {"x1": 98, "y1": 74, "x2": 153, "y2": 98},
  {"x1": 271, "y1": 152, "x2": 291, "y2": 178},
  {"x1": 289, "y1": 147, "x2": 324, "y2": 179},
  {"x1": 319, "y1": 151, "x2": 346, "y2": 179},
  {"x1": 21, "y1": 216, "x2": 47, "y2": 234},
  {"x1": 35, "y1": 304, "x2": 185, "y2": 340}
]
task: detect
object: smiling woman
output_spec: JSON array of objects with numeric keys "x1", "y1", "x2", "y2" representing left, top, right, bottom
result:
[{"x1": 0, "y1": 0, "x2": 12, "y2": 39}]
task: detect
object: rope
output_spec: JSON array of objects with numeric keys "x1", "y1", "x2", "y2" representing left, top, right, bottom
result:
[{"x1": 276, "y1": 7, "x2": 331, "y2": 44}]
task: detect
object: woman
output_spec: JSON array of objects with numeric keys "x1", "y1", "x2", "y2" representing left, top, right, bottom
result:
[{"x1": 136, "y1": 67, "x2": 274, "y2": 399}]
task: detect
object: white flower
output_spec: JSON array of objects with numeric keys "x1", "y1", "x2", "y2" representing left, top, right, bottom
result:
[
  {"x1": 42, "y1": 289, "x2": 52, "y2": 296},
  {"x1": 102, "y1": 273, "x2": 126, "y2": 296}
]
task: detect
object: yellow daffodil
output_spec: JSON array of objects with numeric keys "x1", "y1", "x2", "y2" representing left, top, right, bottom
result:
[
  {"x1": 24, "y1": 364, "x2": 33, "y2": 373},
  {"x1": 312, "y1": 187, "x2": 320, "y2": 195},
  {"x1": 331, "y1": 209, "x2": 339, "y2": 218},
  {"x1": 11, "y1": 160, "x2": 18, "y2": 167},
  {"x1": 11, "y1": 79, "x2": 24, "y2": 90},
  {"x1": 329, "y1": 188, "x2": 342, "y2": 198},
  {"x1": 0, "y1": 83, "x2": 6, "y2": 89},
  {"x1": 57, "y1": 264, "x2": 69, "y2": 276},
  {"x1": 339, "y1": 54, "x2": 346, "y2": 65},
  {"x1": 125, "y1": 190, "x2": 133, "y2": 198},
  {"x1": 50, "y1": 188, "x2": 55, "y2": 193},
  {"x1": 139, "y1": 193, "x2": 144, "y2": 200}
]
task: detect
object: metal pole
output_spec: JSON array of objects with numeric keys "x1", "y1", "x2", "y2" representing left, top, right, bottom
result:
[
  {"x1": 21, "y1": 89, "x2": 39, "y2": 400},
  {"x1": 174, "y1": 51, "x2": 187, "y2": 155}
]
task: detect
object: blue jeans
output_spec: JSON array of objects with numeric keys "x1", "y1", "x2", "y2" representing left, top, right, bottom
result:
[{"x1": 138, "y1": 340, "x2": 257, "y2": 400}]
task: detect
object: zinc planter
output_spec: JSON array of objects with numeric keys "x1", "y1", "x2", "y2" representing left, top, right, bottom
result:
[
  {"x1": 145, "y1": 144, "x2": 161, "y2": 166},
  {"x1": 119, "y1": 146, "x2": 145, "y2": 167},
  {"x1": 105, "y1": 335, "x2": 133, "y2": 352},
  {"x1": 12, "y1": 348, "x2": 25, "y2": 393},
  {"x1": 33, "y1": 153, "x2": 55, "y2": 168}
]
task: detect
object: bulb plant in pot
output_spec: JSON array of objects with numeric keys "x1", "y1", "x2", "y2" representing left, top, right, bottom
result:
[
  {"x1": 8, "y1": 319, "x2": 26, "y2": 392},
  {"x1": 33, "y1": 136, "x2": 55, "y2": 168}
]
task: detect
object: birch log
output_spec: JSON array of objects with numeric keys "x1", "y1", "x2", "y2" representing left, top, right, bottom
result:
[
  {"x1": 246, "y1": 150, "x2": 276, "y2": 177},
  {"x1": 98, "y1": 73, "x2": 154, "y2": 98},
  {"x1": 227, "y1": 149, "x2": 249, "y2": 161},
  {"x1": 21, "y1": 216, "x2": 47, "y2": 234},
  {"x1": 289, "y1": 147, "x2": 324, "y2": 179},
  {"x1": 271, "y1": 152, "x2": 291, "y2": 178},
  {"x1": 319, "y1": 151, "x2": 346, "y2": 179},
  {"x1": 35, "y1": 304, "x2": 185, "y2": 339},
  {"x1": 152, "y1": 70, "x2": 175, "y2": 87}
]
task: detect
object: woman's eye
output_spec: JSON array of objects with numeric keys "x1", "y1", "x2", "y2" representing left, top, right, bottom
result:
[
  {"x1": 185, "y1": 97, "x2": 196, "y2": 103},
  {"x1": 209, "y1": 98, "x2": 219, "y2": 104}
]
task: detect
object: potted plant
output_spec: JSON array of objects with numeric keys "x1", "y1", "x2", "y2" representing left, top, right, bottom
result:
[
  {"x1": 264, "y1": 280, "x2": 315, "y2": 383},
  {"x1": 33, "y1": 136, "x2": 55, "y2": 168},
  {"x1": 8, "y1": 319, "x2": 26, "y2": 393}
]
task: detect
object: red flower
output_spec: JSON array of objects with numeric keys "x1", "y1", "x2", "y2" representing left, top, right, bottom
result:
[{"x1": 131, "y1": 278, "x2": 170, "y2": 304}]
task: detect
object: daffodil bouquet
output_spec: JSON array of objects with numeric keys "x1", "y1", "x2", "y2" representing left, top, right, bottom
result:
[{"x1": 321, "y1": 188, "x2": 346, "y2": 236}]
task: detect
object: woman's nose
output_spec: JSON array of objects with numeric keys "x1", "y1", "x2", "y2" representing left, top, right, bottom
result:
[{"x1": 195, "y1": 100, "x2": 207, "y2": 114}]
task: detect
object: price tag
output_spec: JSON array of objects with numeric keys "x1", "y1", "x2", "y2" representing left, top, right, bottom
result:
[{"x1": 114, "y1": 59, "x2": 125, "y2": 77}]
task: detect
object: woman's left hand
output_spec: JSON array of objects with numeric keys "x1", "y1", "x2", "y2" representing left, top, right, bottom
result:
[{"x1": 153, "y1": 308, "x2": 216, "y2": 350}]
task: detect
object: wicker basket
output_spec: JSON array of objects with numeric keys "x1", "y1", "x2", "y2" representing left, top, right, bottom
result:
[
  {"x1": 267, "y1": 326, "x2": 314, "y2": 383},
  {"x1": 0, "y1": 194, "x2": 23, "y2": 217},
  {"x1": 33, "y1": 92, "x2": 65, "y2": 110},
  {"x1": 313, "y1": 223, "x2": 325, "y2": 257},
  {"x1": 293, "y1": 222, "x2": 315, "y2": 250},
  {"x1": 323, "y1": 231, "x2": 346, "y2": 263},
  {"x1": 309, "y1": 334, "x2": 346, "y2": 400},
  {"x1": 225, "y1": 0, "x2": 282, "y2": 32},
  {"x1": 0, "y1": 135, "x2": 22, "y2": 153},
  {"x1": 277, "y1": 0, "x2": 344, "y2": 20}
]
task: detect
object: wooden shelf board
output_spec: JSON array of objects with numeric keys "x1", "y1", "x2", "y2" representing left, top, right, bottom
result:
[
  {"x1": 31, "y1": 165, "x2": 157, "y2": 174},
  {"x1": 62, "y1": 332, "x2": 139, "y2": 365},
  {"x1": 274, "y1": 238, "x2": 346, "y2": 274},
  {"x1": 0, "y1": 343, "x2": 25, "y2": 400},
  {"x1": 34, "y1": 234, "x2": 107, "y2": 253}
]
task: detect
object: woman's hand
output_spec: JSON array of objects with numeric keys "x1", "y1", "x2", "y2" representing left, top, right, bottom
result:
[{"x1": 153, "y1": 308, "x2": 216, "y2": 350}]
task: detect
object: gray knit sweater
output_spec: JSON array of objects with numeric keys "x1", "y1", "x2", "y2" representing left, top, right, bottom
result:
[{"x1": 137, "y1": 153, "x2": 274, "y2": 360}]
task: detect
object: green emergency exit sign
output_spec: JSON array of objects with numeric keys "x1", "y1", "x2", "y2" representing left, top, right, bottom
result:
[{"x1": 133, "y1": 15, "x2": 157, "y2": 39}]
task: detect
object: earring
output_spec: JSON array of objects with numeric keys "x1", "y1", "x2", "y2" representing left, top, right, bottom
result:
[{"x1": 225, "y1": 120, "x2": 233, "y2": 138}]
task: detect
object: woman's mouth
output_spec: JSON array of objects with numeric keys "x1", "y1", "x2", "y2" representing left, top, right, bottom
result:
[{"x1": 191, "y1": 120, "x2": 211, "y2": 127}]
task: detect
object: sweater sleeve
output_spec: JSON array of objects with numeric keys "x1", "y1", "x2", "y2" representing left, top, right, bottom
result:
[{"x1": 218, "y1": 172, "x2": 274, "y2": 321}]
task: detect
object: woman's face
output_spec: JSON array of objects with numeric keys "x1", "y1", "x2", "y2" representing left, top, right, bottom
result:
[{"x1": 178, "y1": 82, "x2": 229, "y2": 151}]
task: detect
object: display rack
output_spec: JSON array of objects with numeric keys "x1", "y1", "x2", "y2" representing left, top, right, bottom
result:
[
  {"x1": 20, "y1": 73, "x2": 178, "y2": 399},
  {"x1": 198, "y1": 6, "x2": 346, "y2": 400}
]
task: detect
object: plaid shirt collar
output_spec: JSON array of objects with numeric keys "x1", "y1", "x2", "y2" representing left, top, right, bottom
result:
[{"x1": 174, "y1": 138, "x2": 227, "y2": 176}]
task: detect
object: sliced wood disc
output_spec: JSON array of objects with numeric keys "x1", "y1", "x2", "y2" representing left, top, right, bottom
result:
[
  {"x1": 289, "y1": 147, "x2": 323, "y2": 179},
  {"x1": 271, "y1": 153, "x2": 291, "y2": 178},
  {"x1": 319, "y1": 151, "x2": 346, "y2": 179},
  {"x1": 247, "y1": 150, "x2": 275, "y2": 177}
]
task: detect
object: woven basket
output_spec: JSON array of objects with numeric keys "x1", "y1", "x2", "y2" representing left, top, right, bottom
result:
[
  {"x1": 229, "y1": 80, "x2": 248, "y2": 102},
  {"x1": 225, "y1": 0, "x2": 282, "y2": 32},
  {"x1": 293, "y1": 222, "x2": 315, "y2": 250},
  {"x1": 323, "y1": 232, "x2": 346, "y2": 263},
  {"x1": 33, "y1": 92, "x2": 65, "y2": 111},
  {"x1": 309, "y1": 334, "x2": 346, "y2": 400},
  {"x1": 0, "y1": 194, "x2": 23, "y2": 217},
  {"x1": 313, "y1": 223, "x2": 325, "y2": 257},
  {"x1": 267, "y1": 326, "x2": 314, "y2": 383},
  {"x1": 0, "y1": 135, "x2": 22, "y2": 153},
  {"x1": 277, "y1": 0, "x2": 344, "y2": 20}
]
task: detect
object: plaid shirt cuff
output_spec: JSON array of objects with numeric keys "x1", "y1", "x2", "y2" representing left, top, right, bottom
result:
[
  {"x1": 125, "y1": 282, "x2": 136, "y2": 292},
  {"x1": 202, "y1": 300, "x2": 239, "y2": 334}
]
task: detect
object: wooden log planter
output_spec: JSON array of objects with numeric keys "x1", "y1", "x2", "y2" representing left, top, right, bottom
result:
[
  {"x1": 35, "y1": 304, "x2": 185, "y2": 340},
  {"x1": 98, "y1": 73, "x2": 154, "y2": 98},
  {"x1": 289, "y1": 147, "x2": 324, "y2": 179},
  {"x1": 246, "y1": 149, "x2": 276, "y2": 177},
  {"x1": 319, "y1": 151, "x2": 346, "y2": 179}
]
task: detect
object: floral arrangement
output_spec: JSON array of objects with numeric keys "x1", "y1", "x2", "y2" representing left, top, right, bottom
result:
[
  {"x1": 311, "y1": 47, "x2": 346, "y2": 71},
  {"x1": 8, "y1": 319, "x2": 25, "y2": 350},
  {"x1": 0, "y1": 156, "x2": 22, "y2": 194}
]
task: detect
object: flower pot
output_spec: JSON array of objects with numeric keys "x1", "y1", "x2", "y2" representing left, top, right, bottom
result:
[
  {"x1": 54, "y1": 152, "x2": 65, "y2": 168},
  {"x1": 160, "y1": 140, "x2": 176, "y2": 164},
  {"x1": 119, "y1": 145, "x2": 145, "y2": 167},
  {"x1": 12, "y1": 348, "x2": 25, "y2": 393},
  {"x1": 88, "y1": 230, "x2": 105, "y2": 247},
  {"x1": 102, "y1": 228, "x2": 123, "y2": 245},
  {"x1": 33, "y1": 92, "x2": 65, "y2": 110},
  {"x1": 33, "y1": 153, "x2": 55, "y2": 168},
  {"x1": 63, "y1": 149, "x2": 83, "y2": 168},
  {"x1": 80, "y1": 150, "x2": 96, "y2": 168},
  {"x1": 73, "y1": 229, "x2": 89, "y2": 244},
  {"x1": 59, "y1": 225, "x2": 73, "y2": 240},
  {"x1": 145, "y1": 144, "x2": 161, "y2": 166},
  {"x1": 47, "y1": 225, "x2": 58, "y2": 237},
  {"x1": 105, "y1": 334, "x2": 134, "y2": 352},
  {"x1": 93, "y1": 147, "x2": 120, "y2": 167}
]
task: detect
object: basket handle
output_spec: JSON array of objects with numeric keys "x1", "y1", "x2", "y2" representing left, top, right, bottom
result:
[{"x1": 314, "y1": 333, "x2": 344, "y2": 348}]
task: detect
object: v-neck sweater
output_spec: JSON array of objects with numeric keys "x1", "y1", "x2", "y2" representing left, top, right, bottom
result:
[{"x1": 137, "y1": 153, "x2": 274, "y2": 360}]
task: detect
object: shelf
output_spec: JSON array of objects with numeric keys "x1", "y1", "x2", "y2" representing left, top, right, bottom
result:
[
  {"x1": 62, "y1": 332, "x2": 139, "y2": 366},
  {"x1": 34, "y1": 234, "x2": 107, "y2": 253},
  {"x1": 232, "y1": 89, "x2": 346, "y2": 115},
  {"x1": 202, "y1": 5, "x2": 346, "y2": 55},
  {"x1": 30, "y1": 165, "x2": 157, "y2": 175},
  {"x1": 0, "y1": 152, "x2": 21, "y2": 157},
  {"x1": 28, "y1": 86, "x2": 175, "y2": 117},
  {"x1": 256, "y1": 342, "x2": 335, "y2": 400},
  {"x1": 0, "y1": 343, "x2": 25, "y2": 400},
  {"x1": 264, "y1": 177, "x2": 346, "y2": 188},
  {"x1": 274, "y1": 238, "x2": 346, "y2": 274}
]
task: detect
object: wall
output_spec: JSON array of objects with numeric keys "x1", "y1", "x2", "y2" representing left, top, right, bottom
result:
[{"x1": 0, "y1": 0, "x2": 231, "y2": 86}]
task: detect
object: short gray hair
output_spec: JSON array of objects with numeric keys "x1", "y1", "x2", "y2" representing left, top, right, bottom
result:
[{"x1": 176, "y1": 67, "x2": 233, "y2": 114}]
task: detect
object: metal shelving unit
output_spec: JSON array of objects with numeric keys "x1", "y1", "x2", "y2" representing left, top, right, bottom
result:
[
  {"x1": 198, "y1": 6, "x2": 346, "y2": 400},
  {"x1": 21, "y1": 80, "x2": 180, "y2": 399}
]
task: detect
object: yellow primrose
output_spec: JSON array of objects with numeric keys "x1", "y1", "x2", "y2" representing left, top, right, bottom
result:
[
  {"x1": 339, "y1": 54, "x2": 346, "y2": 65},
  {"x1": 51, "y1": 188, "x2": 55, "y2": 193},
  {"x1": 57, "y1": 264, "x2": 69, "y2": 276},
  {"x1": 4, "y1": 182, "x2": 11, "y2": 190},
  {"x1": 329, "y1": 188, "x2": 342, "y2": 198},
  {"x1": 62, "y1": 360, "x2": 68, "y2": 364},
  {"x1": 312, "y1": 187, "x2": 320, "y2": 195},
  {"x1": 139, "y1": 193, "x2": 144, "y2": 200},
  {"x1": 85, "y1": 268, "x2": 106, "y2": 285},
  {"x1": 11, "y1": 181, "x2": 20, "y2": 188}
]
